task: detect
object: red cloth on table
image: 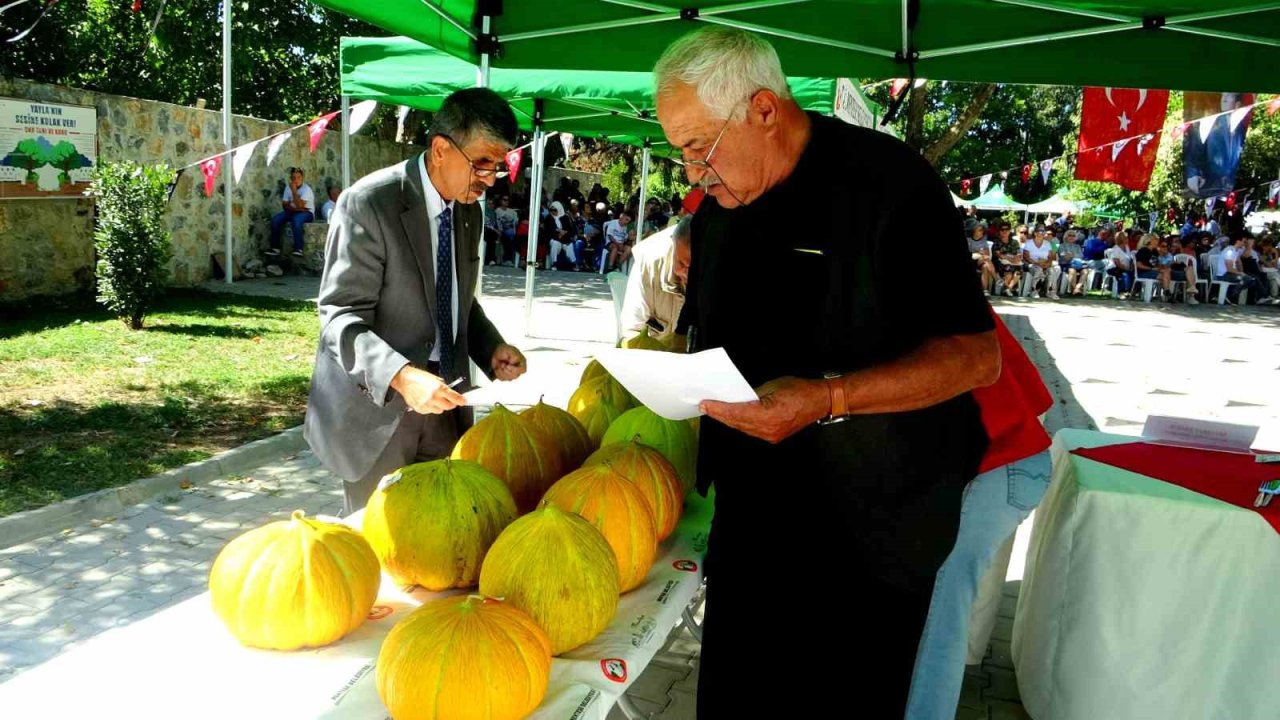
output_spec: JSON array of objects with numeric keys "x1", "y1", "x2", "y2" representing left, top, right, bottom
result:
[
  {"x1": 1072, "y1": 442, "x2": 1280, "y2": 533},
  {"x1": 973, "y1": 311, "x2": 1054, "y2": 474}
]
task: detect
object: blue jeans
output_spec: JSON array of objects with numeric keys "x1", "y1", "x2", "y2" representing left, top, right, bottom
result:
[
  {"x1": 905, "y1": 449, "x2": 1052, "y2": 720},
  {"x1": 270, "y1": 209, "x2": 313, "y2": 252}
]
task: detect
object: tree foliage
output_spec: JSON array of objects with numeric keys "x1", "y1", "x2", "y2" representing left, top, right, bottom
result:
[
  {"x1": 1, "y1": 0, "x2": 382, "y2": 124},
  {"x1": 89, "y1": 161, "x2": 176, "y2": 329}
]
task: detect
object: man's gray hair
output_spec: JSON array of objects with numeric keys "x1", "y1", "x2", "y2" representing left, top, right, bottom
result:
[
  {"x1": 654, "y1": 26, "x2": 791, "y2": 121},
  {"x1": 673, "y1": 214, "x2": 693, "y2": 246},
  {"x1": 427, "y1": 87, "x2": 519, "y2": 147}
]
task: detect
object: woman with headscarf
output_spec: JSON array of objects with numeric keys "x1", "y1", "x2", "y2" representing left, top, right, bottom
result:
[{"x1": 544, "y1": 200, "x2": 577, "y2": 270}]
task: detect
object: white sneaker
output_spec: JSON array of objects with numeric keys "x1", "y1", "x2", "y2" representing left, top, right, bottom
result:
[
  {"x1": 1030, "y1": 292, "x2": 1040, "y2": 299},
  {"x1": 1047, "y1": 292, "x2": 1060, "y2": 300},
  {"x1": 1187, "y1": 295, "x2": 1200, "y2": 305}
]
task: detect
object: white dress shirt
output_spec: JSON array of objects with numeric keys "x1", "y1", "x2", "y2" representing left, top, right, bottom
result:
[{"x1": 419, "y1": 155, "x2": 459, "y2": 363}]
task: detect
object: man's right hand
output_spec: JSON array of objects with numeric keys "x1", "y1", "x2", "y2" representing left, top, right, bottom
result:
[{"x1": 390, "y1": 365, "x2": 466, "y2": 414}]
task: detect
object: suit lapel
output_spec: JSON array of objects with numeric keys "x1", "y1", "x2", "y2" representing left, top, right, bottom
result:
[
  {"x1": 454, "y1": 204, "x2": 478, "y2": 307},
  {"x1": 400, "y1": 156, "x2": 437, "y2": 323}
]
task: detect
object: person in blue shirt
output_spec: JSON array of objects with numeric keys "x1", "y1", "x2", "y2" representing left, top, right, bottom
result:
[{"x1": 1082, "y1": 227, "x2": 1110, "y2": 271}]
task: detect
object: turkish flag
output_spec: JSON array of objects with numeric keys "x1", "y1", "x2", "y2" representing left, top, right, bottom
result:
[{"x1": 1074, "y1": 87, "x2": 1169, "y2": 192}]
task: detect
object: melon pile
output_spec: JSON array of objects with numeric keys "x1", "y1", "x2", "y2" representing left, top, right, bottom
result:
[{"x1": 206, "y1": 334, "x2": 697, "y2": 719}]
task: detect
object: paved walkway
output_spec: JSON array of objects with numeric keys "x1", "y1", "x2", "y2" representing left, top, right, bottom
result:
[{"x1": 5, "y1": 272, "x2": 1279, "y2": 720}]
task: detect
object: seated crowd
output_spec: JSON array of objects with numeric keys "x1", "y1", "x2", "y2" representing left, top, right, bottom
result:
[
  {"x1": 483, "y1": 177, "x2": 699, "y2": 274},
  {"x1": 965, "y1": 211, "x2": 1280, "y2": 306}
]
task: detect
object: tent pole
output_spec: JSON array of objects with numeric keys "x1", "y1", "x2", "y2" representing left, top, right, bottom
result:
[
  {"x1": 637, "y1": 140, "x2": 651, "y2": 241},
  {"x1": 340, "y1": 95, "x2": 351, "y2": 193},
  {"x1": 524, "y1": 106, "x2": 545, "y2": 335},
  {"x1": 476, "y1": 16, "x2": 491, "y2": 302},
  {"x1": 222, "y1": 0, "x2": 233, "y2": 285}
]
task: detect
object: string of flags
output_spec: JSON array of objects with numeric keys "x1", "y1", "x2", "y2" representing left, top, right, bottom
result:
[
  {"x1": 184, "y1": 100, "x2": 377, "y2": 198},
  {"x1": 182, "y1": 100, "x2": 559, "y2": 199},
  {"x1": 950, "y1": 95, "x2": 1280, "y2": 214}
]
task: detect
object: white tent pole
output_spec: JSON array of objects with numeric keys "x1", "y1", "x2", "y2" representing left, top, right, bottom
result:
[
  {"x1": 476, "y1": 17, "x2": 491, "y2": 300},
  {"x1": 523, "y1": 124, "x2": 545, "y2": 333},
  {"x1": 636, "y1": 140, "x2": 651, "y2": 240},
  {"x1": 222, "y1": 0, "x2": 233, "y2": 284},
  {"x1": 340, "y1": 95, "x2": 351, "y2": 192}
]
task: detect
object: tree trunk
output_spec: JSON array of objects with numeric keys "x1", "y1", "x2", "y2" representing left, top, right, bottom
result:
[
  {"x1": 922, "y1": 83, "x2": 999, "y2": 166},
  {"x1": 905, "y1": 83, "x2": 928, "y2": 151}
]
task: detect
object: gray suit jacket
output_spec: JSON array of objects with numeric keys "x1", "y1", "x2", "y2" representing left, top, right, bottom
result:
[{"x1": 303, "y1": 156, "x2": 504, "y2": 482}]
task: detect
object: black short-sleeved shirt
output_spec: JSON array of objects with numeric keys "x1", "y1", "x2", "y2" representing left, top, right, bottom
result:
[
  {"x1": 681, "y1": 114, "x2": 993, "y2": 586},
  {"x1": 1135, "y1": 247, "x2": 1155, "y2": 269}
]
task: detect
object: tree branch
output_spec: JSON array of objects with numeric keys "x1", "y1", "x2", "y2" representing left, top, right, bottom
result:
[{"x1": 922, "y1": 83, "x2": 998, "y2": 166}]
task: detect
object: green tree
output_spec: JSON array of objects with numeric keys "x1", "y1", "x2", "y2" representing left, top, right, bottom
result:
[{"x1": 1, "y1": 0, "x2": 382, "y2": 124}]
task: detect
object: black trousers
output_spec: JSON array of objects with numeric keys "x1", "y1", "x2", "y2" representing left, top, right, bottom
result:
[{"x1": 695, "y1": 477, "x2": 963, "y2": 719}]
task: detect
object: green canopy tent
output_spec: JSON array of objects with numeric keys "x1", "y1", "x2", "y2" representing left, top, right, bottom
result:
[
  {"x1": 339, "y1": 35, "x2": 839, "y2": 329},
  {"x1": 968, "y1": 184, "x2": 1029, "y2": 211},
  {"x1": 312, "y1": 1, "x2": 1280, "y2": 94}
]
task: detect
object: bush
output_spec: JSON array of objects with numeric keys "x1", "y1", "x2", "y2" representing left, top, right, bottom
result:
[{"x1": 89, "y1": 161, "x2": 176, "y2": 329}]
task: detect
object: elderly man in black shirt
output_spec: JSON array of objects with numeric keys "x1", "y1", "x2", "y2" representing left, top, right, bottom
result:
[{"x1": 656, "y1": 27, "x2": 1000, "y2": 717}]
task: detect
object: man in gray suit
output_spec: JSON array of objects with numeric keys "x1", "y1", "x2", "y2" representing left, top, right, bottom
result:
[{"x1": 304, "y1": 88, "x2": 528, "y2": 515}]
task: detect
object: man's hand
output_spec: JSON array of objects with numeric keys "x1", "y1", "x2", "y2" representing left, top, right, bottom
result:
[
  {"x1": 700, "y1": 376, "x2": 829, "y2": 445},
  {"x1": 491, "y1": 343, "x2": 527, "y2": 381},
  {"x1": 390, "y1": 365, "x2": 465, "y2": 414}
]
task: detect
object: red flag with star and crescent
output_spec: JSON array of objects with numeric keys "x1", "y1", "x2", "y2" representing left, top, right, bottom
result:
[{"x1": 1074, "y1": 87, "x2": 1169, "y2": 192}]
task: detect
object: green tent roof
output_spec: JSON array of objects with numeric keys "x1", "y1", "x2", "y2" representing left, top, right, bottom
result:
[
  {"x1": 969, "y1": 184, "x2": 1028, "y2": 210},
  {"x1": 341, "y1": 35, "x2": 837, "y2": 155},
  {"x1": 314, "y1": 1, "x2": 1280, "y2": 93}
]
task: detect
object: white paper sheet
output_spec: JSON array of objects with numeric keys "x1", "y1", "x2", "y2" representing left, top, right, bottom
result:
[{"x1": 595, "y1": 348, "x2": 757, "y2": 420}]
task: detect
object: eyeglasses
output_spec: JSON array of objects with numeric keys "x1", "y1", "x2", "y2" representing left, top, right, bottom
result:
[
  {"x1": 669, "y1": 103, "x2": 741, "y2": 172},
  {"x1": 441, "y1": 134, "x2": 509, "y2": 178}
]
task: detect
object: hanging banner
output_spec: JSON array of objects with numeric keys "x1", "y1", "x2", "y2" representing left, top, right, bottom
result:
[
  {"x1": 1074, "y1": 87, "x2": 1170, "y2": 192},
  {"x1": 231, "y1": 139, "x2": 261, "y2": 184},
  {"x1": 833, "y1": 78, "x2": 876, "y2": 129},
  {"x1": 559, "y1": 132, "x2": 574, "y2": 157},
  {"x1": 309, "y1": 112, "x2": 340, "y2": 153},
  {"x1": 1183, "y1": 92, "x2": 1254, "y2": 199},
  {"x1": 505, "y1": 147, "x2": 523, "y2": 181},
  {"x1": 266, "y1": 132, "x2": 291, "y2": 167},
  {"x1": 200, "y1": 155, "x2": 223, "y2": 198},
  {"x1": 1039, "y1": 159, "x2": 1053, "y2": 186},
  {"x1": 979, "y1": 174, "x2": 992, "y2": 195},
  {"x1": 0, "y1": 97, "x2": 98, "y2": 199},
  {"x1": 348, "y1": 100, "x2": 378, "y2": 136}
]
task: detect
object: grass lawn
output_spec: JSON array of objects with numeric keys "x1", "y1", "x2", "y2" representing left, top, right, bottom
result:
[{"x1": 0, "y1": 290, "x2": 319, "y2": 517}]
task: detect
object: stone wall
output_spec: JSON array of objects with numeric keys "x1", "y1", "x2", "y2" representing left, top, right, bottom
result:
[{"x1": 0, "y1": 77, "x2": 423, "y2": 300}]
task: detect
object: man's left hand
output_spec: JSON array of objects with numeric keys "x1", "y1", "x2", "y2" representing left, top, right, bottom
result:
[
  {"x1": 491, "y1": 343, "x2": 527, "y2": 381},
  {"x1": 700, "y1": 376, "x2": 829, "y2": 445}
]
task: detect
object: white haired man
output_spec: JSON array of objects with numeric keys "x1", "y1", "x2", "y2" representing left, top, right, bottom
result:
[{"x1": 656, "y1": 27, "x2": 999, "y2": 716}]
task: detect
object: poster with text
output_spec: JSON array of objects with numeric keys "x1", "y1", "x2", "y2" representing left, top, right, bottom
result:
[{"x1": 0, "y1": 98, "x2": 98, "y2": 199}]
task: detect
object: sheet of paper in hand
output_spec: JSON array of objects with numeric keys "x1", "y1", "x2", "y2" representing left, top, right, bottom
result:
[{"x1": 595, "y1": 347, "x2": 757, "y2": 420}]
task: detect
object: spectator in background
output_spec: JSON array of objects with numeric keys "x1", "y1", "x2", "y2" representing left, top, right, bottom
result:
[
  {"x1": 544, "y1": 201, "x2": 577, "y2": 270},
  {"x1": 588, "y1": 182, "x2": 607, "y2": 205},
  {"x1": 568, "y1": 179, "x2": 586, "y2": 208},
  {"x1": 1205, "y1": 212, "x2": 1222, "y2": 238},
  {"x1": 993, "y1": 225, "x2": 1023, "y2": 297},
  {"x1": 1257, "y1": 237, "x2": 1279, "y2": 302},
  {"x1": 1105, "y1": 234, "x2": 1133, "y2": 294},
  {"x1": 603, "y1": 208, "x2": 635, "y2": 272},
  {"x1": 268, "y1": 167, "x2": 316, "y2": 257},
  {"x1": 968, "y1": 222, "x2": 997, "y2": 294},
  {"x1": 1058, "y1": 229, "x2": 1086, "y2": 295},
  {"x1": 1241, "y1": 237, "x2": 1274, "y2": 304},
  {"x1": 1134, "y1": 233, "x2": 1172, "y2": 300},
  {"x1": 494, "y1": 195, "x2": 519, "y2": 267},
  {"x1": 319, "y1": 186, "x2": 341, "y2": 222},
  {"x1": 1022, "y1": 228, "x2": 1060, "y2": 299},
  {"x1": 1213, "y1": 235, "x2": 1259, "y2": 304},
  {"x1": 643, "y1": 197, "x2": 669, "y2": 238},
  {"x1": 1083, "y1": 227, "x2": 1109, "y2": 273},
  {"x1": 1169, "y1": 236, "x2": 1201, "y2": 304}
]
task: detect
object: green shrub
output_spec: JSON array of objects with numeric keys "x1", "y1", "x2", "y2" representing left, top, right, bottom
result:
[{"x1": 89, "y1": 161, "x2": 176, "y2": 329}]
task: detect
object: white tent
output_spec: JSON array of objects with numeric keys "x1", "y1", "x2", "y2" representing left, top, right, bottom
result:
[{"x1": 1024, "y1": 193, "x2": 1080, "y2": 215}]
